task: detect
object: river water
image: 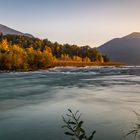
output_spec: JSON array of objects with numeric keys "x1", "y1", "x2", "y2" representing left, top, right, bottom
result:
[{"x1": 0, "y1": 66, "x2": 140, "y2": 140}]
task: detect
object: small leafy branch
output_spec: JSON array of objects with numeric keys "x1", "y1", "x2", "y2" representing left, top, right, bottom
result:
[
  {"x1": 62, "y1": 109, "x2": 96, "y2": 140},
  {"x1": 126, "y1": 111, "x2": 140, "y2": 140}
]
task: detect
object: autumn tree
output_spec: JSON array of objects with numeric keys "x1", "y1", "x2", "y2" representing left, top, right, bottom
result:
[
  {"x1": 0, "y1": 38, "x2": 54, "y2": 70},
  {"x1": 0, "y1": 34, "x2": 111, "y2": 71}
]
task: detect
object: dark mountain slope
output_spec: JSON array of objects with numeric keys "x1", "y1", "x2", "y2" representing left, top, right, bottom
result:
[
  {"x1": 98, "y1": 32, "x2": 140, "y2": 65},
  {"x1": 0, "y1": 24, "x2": 33, "y2": 38}
]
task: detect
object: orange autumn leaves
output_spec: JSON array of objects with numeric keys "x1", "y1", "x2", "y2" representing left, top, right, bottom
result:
[
  {"x1": 0, "y1": 36, "x2": 110, "y2": 71},
  {"x1": 0, "y1": 39, "x2": 53, "y2": 70}
]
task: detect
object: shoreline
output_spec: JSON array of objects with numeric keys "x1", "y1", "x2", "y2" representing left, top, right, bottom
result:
[
  {"x1": 52, "y1": 61, "x2": 126, "y2": 67},
  {"x1": 0, "y1": 61, "x2": 127, "y2": 73}
]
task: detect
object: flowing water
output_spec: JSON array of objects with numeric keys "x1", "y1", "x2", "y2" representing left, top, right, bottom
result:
[{"x1": 0, "y1": 66, "x2": 140, "y2": 140}]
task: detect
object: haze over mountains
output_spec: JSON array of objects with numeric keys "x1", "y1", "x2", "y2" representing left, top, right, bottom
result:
[
  {"x1": 98, "y1": 32, "x2": 140, "y2": 65},
  {"x1": 0, "y1": 24, "x2": 33, "y2": 38}
]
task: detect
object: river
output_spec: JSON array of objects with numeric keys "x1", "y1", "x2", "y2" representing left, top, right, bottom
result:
[{"x1": 0, "y1": 66, "x2": 140, "y2": 140}]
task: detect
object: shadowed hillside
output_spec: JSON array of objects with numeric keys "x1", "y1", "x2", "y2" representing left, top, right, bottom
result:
[{"x1": 98, "y1": 32, "x2": 140, "y2": 65}]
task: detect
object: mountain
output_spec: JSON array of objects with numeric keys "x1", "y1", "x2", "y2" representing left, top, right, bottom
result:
[
  {"x1": 98, "y1": 32, "x2": 140, "y2": 65},
  {"x1": 0, "y1": 24, "x2": 33, "y2": 38}
]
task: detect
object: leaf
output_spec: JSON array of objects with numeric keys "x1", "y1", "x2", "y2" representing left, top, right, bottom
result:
[
  {"x1": 88, "y1": 131, "x2": 96, "y2": 140},
  {"x1": 80, "y1": 128, "x2": 85, "y2": 134},
  {"x1": 75, "y1": 126, "x2": 81, "y2": 136},
  {"x1": 136, "y1": 123, "x2": 140, "y2": 127},
  {"x1": 62, "y1": 116, "x2": 67, "y2": 124},
  {"x1": 68, "y1": 121, "x2": 76, "y2": 125},
  {"x1": 68, "y1": 109, "x2": 72, "y2": 113},
  {"x1": 77, "y1": 113, "x2": 82, "y2": 121},
  {"x1": 66, "y1": 114, "x2": 72, "y2": 117},
  {"x1": 65, "y1": 132, "x2": 74, "y2": 136},
  {"x1": 62, "y1": 125, "x2": 68, "y2": 128},
  {"x1": 126, "y1": 130, "x2": 136, "y2": 136},
  {"x1": 133, "y1": 111, "x2": 140, "y2": 117},
  {"x1": 71, "y1": 138, "x2": 76, "y2": 140},
  {"x1": 79, "y1": 133, "x2": 85, "y2": 139},
  {"x1": 75, "y1": 110, "x2": 79, "y2": 116},
  {"x1": 78, "y1": 121, "x2": 83, "y2": 128}
]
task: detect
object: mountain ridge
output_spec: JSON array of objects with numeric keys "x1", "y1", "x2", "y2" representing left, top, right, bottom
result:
[
  {"x1": 123, "y1": 32, "x2": 140, "y2": 39},
  {"x1": 0, "y1": 24, "x2": 33, "y2": 38},
  {"x1": 98, "y1": 32, "x2": 140, "y2": 65}
]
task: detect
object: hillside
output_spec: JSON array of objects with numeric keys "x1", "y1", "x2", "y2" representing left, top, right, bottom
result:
[
  {"x1": 0, "y1": 24, "x2": 33, "y2": 38},
  {"x1": 98, "y1": 32, "x2": 140, "y2": 65}
]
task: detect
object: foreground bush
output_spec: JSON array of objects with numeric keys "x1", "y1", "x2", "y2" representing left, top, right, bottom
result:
[{"x1": 62, "y1": 109, "x2": 96, "y2": 140}]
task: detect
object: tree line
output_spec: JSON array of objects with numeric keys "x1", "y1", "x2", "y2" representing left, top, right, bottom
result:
[{"x1": 0, "y1": 34, "x2": 110, "y2": 70}]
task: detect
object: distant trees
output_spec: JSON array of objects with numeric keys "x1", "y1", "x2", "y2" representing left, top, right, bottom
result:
[
  {"x1": 0, "y1": 33, "x2": 3, "y2": 40},
  {"x1": 0, "y1": 39, "x2": 53, "y2": 70},
  {"x1": 0, "y1": 34, "x2": 110, "y2": 70}
]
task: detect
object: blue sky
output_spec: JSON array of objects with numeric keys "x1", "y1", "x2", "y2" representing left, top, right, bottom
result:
[{"x1": 1, "y1": 0, "x2": 140, "y2": 47}]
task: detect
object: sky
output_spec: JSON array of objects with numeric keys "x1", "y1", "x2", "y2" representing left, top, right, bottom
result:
[{"x1": 0, "y1": 0, "x2": 140, "y2": 47}]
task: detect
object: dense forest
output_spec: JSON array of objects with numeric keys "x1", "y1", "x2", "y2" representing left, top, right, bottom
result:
[{"x1": 0, "y1": 34, "x2": 110, "y2": 70}]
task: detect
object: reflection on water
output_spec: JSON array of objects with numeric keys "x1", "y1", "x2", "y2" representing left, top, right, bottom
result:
[{"x1": 0, "y1": 66, "x2": 140, "y2": 140}]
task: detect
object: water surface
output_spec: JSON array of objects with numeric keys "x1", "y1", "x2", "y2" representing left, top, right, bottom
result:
[{"x1": 0, "y1": 66, "x2": 140, "y2": 140}]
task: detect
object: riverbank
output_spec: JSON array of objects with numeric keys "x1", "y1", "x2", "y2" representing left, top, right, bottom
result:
[
  {"x1": 52, "y1": 60, "x2": 126, "y2": 67},
  {"x1": 0, "y1": 61, "x2": 126, "y2": 72}
]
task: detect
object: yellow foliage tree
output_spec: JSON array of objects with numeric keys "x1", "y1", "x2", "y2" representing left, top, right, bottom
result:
[
  {"x1": 60, "y1": 54, "x2": 71, "y2": 61},
  {"x1": 83, "y1": 57, "x2": 91, "y2": 63},
  {"x1": 72, "y1": 56, "x2": 82, "y2": 62},
  {"x1": 0, "y1": 39, "x2": 54, "y2": 70}
]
